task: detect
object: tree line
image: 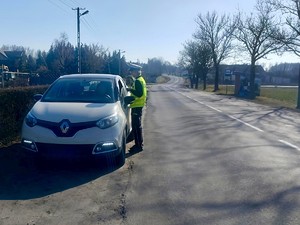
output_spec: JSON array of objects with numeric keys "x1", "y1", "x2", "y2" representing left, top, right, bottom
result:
[
  {"x1": 1, "y1": 33, "x2": 176, "y2": 85},
  {"x1": 179, "y1": 0, "x2": 300, "y2": 104}
]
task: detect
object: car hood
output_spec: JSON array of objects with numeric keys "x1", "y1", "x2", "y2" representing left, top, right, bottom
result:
[{"x1": 30, "y1": 101, "x2": 118, "y2": 123}]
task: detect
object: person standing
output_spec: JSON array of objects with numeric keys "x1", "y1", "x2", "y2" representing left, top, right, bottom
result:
[{"x1": 127, "y1": 63, "x2": 147, "y2": 152}]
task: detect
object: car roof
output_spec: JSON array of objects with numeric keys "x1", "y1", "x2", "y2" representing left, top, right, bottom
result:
[{"x1": 59, "y1": 74, "x2": 122, "y2": 80}]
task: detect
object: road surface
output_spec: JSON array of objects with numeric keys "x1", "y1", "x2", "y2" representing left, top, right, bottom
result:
[{"x1": 125, "y1": 76, "x2": 300, "y2": 225}]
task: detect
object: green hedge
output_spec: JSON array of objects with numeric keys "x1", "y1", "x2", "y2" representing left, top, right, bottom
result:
[{"x1": 0, "y1": 86, "x2": 48, "y2": 145}]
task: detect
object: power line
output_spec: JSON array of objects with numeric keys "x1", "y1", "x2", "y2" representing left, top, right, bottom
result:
[
  {"x1": 57, "y1": 0, "x2": 73, "y2": 8},
  {"x1": 48, "y1": 0, "x2": 101, "y2": 48},
  {"x1": 68, "y1": 0, "x2": 82, "y2": 7},
  {"x1": 82, "y1": 17, "x2": 97, "y2": 34},
  {"x1": 57, "y1": 0, "x2": 97, "y2": 35},
  {"x1": 47, "y1": 0, "x2": 69, "y2": 13},
  {"x1": 86, "y1": 13, "x2": 101, "y2": 32}
]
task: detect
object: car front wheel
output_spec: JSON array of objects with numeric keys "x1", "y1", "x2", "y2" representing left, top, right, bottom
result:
[{"x1": 115, "y1": 133, "x2": 126, "y2": 167}]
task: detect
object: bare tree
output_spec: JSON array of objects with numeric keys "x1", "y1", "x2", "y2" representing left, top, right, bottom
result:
[
  {"x1": 266, "y1": 0, "x2": 300, "y2": 108},
  {"x1": 179, "y1": 40, "x2": 213, "y2": 90},
  {"x1": 194, "y1": 11, "x2": 236, "y2": 91},
  {"x1": 47, "y1": 33, "x2": 75, "y2": 75},
  {"x1": 197, "y1": 42, "x2": 213, "y2": 90},
  {"x1": 179, "y1": 41, "x2": 199, "y2": 89},
  {"x1": 266, "y1": 0, "x2": 300, "y2": 55},
  {"x1": 81, "y1": 44, "x2": 108, "y2": 73},
  {"x1": 234, "y1": 0, "x2": 284, "y2": 99}
]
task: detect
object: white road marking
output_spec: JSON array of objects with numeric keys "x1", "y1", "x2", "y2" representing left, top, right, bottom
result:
[
  {"x1": 173, "y1": 88, "x2": 263, "y2": 132},
  {"x1": 228, "y1": 115, "x2": 264, "y2": 132},
  {"x1": 205, "y1": 105, "x2": 223, "y2": 113},
  {"x1": 169, "y1": 85, "x2": 300, "y2": 151},
  {"x1": 279, "y1": 140, "x2": 300, "y2": 151}
]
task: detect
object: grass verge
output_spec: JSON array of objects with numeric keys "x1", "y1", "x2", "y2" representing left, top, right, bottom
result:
[
  {"x1": 202, "y1": 85, "x2": 298, "y2": 110},
  {"x1": 156, "y1": 76, "x2": 171, "y2": 84}
]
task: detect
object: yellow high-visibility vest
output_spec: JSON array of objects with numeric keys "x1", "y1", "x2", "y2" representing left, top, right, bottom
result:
[{"x1": 130, "y1": 76, "x2": 147, "y2": 108}]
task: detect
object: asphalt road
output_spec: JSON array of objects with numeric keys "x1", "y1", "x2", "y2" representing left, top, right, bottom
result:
[
  {"x1": 124, "y1": 76, "x2": 300, "y2": 225},
  {"x1": 2, "y1": 76, "x2": 300, "y2": 225}
]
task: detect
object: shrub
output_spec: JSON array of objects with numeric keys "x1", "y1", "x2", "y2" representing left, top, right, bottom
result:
[{"x1": 0, "y1": 86, "x2": 48, "y2": 145}]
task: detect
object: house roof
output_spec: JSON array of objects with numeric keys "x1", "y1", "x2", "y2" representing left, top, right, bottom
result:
[
  {"x1": 0, "y1": 50, "x2": 23, "y2": 62},
  {"x1": 4, "y1": 51, "x2": 23, "y2": 59},
  {"x1": 0, "y1": 51, "x2": 8, "y2": 60}
]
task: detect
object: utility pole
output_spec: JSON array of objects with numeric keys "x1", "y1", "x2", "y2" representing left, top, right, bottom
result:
[{"x1": 73, "y1": 7, "x2": 89, "y2": 74}]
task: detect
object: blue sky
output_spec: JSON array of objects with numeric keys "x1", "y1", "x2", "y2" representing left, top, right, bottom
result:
[{"x1": 1, "y1": 0, "x2": 299, "y2": 67}]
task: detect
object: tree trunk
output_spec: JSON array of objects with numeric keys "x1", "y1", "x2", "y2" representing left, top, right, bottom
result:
[
  {"x1": 249, "y1": 58, "x2": 256, "y2": 100},
  {"x1": 203, "y1": 74, "x2": 207, "y2": 90},
  {"x1": 190, "y1": 76, "x2": 194, "y2": 88},
  {"x1": 214, "y1": 64, "x2": 219, "y2": 91},
  {"x1": 297, "y1": 64, "x2": 300, "y2": 109},
  {"x1": 195, "y1": 74, "x2": 199, "y2": 89}
]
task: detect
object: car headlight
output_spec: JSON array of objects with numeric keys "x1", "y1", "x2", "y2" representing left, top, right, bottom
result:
[
  {"x1": 25, "y1": 112, "x2": 37, "y2": 127},
  {"x1": 96, "y1": 113, "x2": 119, "y2": 129}
]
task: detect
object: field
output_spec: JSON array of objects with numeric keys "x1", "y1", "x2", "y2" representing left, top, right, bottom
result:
[{"x1": 204, "y1": 85, "x2": 299, "y2": 109}]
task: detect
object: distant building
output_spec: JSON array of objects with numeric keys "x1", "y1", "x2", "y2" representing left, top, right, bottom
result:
[
  {"x1": 0, "y1": 51, "x2": 37, "y2": 87},
  {"x1": 0, "y1": 50, "x2": 23, "y2": 71},
  {"x1": 221, "y1": 64, "x2": 266, "y2": 80}
]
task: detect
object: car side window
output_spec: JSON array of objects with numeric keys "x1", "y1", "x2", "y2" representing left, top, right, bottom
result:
[
  {"x1": 118, "y1": 79, "x2": 127, "y2": 99},
  {"x1": 117, "y1": 79, "x2": 128, "y2": 109}
]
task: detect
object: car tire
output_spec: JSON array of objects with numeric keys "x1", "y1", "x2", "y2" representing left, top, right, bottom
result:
[
  {"x1": 104, "y1": 133, "x2": 126, "y2": 169},
  {"x1": 115, "y1": 134, "x2": 126, "y2": 167}
]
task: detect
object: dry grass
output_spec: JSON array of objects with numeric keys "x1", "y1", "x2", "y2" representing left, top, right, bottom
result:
[
  {"x1": 202, "y1": 85, "x2": 299, "y2": 110},
  {"x1": 156, "y1": 76, "x2": 171, "y2": 84}
]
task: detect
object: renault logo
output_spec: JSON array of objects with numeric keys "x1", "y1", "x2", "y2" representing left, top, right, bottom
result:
[{"x1": 60, "y1": 121, "x2": 70, "y2": 134}]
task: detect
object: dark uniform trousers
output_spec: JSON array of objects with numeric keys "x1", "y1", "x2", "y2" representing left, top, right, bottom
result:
[{"x1": 131, "y1": 107, "x2": 143, "y2": 148}]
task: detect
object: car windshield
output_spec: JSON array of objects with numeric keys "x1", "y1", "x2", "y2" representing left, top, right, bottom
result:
[{"x1": 42, "y1": 78, "x2": 115, "y2": 103}]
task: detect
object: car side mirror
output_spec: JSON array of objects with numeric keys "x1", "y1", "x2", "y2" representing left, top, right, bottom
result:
[
  {"x1": 33, "y1": 94, "x2": 43, "y2": 101},
  {"x1": 124, "y1": 96, "x2": 135, "y2": 105}
]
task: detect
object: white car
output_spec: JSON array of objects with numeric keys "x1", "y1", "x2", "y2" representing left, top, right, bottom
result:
[{"x1": 21, "y1": 74, "x2": 133, "y2": 167}]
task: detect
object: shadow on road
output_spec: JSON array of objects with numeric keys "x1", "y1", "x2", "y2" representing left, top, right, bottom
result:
[{"x1": 0, "y1": 144, "x2": 120, "y2": 200}]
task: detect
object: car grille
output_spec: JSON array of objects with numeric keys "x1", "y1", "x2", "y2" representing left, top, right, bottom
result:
[
  {"x1": 36, "y1": 119, "x2": 97, "y2": 137},
  {"x1": 35, "y1": 143, "x2": 95, "y2": 158}
]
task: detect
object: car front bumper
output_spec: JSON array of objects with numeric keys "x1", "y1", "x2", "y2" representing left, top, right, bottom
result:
[
  {"x1": 21, "y1": 123, "x2": 123, "y2": 159},
  {"x1": 21, "y1": 140, "x2": 122, "y2": 159}
]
